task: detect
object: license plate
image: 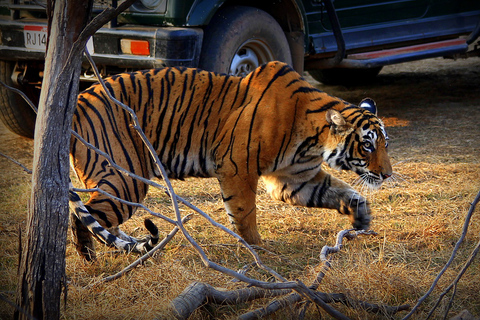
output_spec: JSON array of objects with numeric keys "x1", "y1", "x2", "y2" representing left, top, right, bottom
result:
[
  {"x1": 23, "y1": 25, "x2": 94, "y2": 52},
  {"x1": 24, "y1": 25, "x2": 47, "y2": 50}
]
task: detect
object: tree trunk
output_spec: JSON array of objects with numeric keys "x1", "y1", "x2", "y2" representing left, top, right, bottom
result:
[{"x1": 14, "y1": 1, "x2": 93, "y2": 319}]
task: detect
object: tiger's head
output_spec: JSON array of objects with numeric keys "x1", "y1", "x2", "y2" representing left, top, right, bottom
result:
[{"x1": 323, "y1": 98, "x2": 392, "y2": 189}]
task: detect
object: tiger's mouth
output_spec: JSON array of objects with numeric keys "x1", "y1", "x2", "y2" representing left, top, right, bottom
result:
[{"x1": 355, "y1": 172, "x2": 386, "y2": 190}]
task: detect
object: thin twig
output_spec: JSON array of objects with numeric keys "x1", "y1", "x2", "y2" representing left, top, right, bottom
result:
[
  {"x1": 0, "y1": 152, "x2": 32, "y2": 174},
  {"x1": 425, "y1": 189, "x2": 480, "y2": 320},
  {"x1": 240, "y1": 230, "x2": 380, "y2": 320},
  {"x1": 403, "y1": 189, "x2": 480, "y2": 320},
  {"x1": 0, "y1": 79, "x2": 38, "y2": 113},
  {"x1": 83, "y1": 48, "x2": 291, "y2": 285},
  {"x1": 313, "y1": 229, "x2": 376, "y2": 289},
  {"x1": 0, "y1": 292, "x2": 36, "y2": 320},
  {"x1": 90, "y1": 214, "x2": 194, "y2": 285},
  {"x1": 443, "y1": 240, "x2": 480, "y2": 318},
  {"x1": 71, "y1": 187, "x2": 176, "y2": 225},
  {"x1": 71, "y1": 126, "x2": 286, "y2": 284}
]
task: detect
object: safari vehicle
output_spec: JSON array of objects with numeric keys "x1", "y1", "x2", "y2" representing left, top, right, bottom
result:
[{"x1": 1, "y1": 0, "x2": 479, "y2": 138}]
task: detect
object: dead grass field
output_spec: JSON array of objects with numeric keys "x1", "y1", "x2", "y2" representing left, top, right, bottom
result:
[{"x1": 0, "y1": 57, "x2": 479, "y2": 319}]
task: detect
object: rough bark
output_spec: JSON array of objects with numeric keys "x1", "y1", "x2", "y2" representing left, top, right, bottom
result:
[
  {"x1": 13, "y1": 1, "x2": 93, "y2": 319},
  {"x1": 169, "y1": 282, "x2": 293, "y2": 320},
  {"x1": 13, "y1": 0, "x2": 138, "y2": 317}
]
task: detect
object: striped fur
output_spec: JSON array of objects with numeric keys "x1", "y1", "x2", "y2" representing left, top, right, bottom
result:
[
  {"x1": 69, "y1": 61, "x2": 392, "y2": 258},
  {"x1": 68, "y1": 183, "x2": 158, "y2": 260}
]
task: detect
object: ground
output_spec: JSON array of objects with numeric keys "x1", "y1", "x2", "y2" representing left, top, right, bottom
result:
[{"x1": 0, "y1": 57, "x2": 479, "y2": 319}]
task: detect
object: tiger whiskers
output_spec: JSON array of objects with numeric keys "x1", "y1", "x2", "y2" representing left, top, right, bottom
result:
[
  {"x1": 386, "y1": 171, "x2": 409, "y2": 186},
  {"x1": 351, "y1": 174, "x2": 367, "y2": 188},
  {"x1": 350, "y1": 173, "x2": 379, "y2": 213},
  {"x1": 384, "y1": 161, "x2": 410, "y2": 188},
  {"x1": 386, "y1": 160, "x2": 411, "y2": 187}
]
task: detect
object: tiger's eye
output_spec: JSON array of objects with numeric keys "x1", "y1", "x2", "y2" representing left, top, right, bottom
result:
[{"x1": 363, "y1": 141, "x2": 375, "y2": 152}]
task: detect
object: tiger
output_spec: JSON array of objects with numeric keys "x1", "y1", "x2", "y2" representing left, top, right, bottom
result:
[{"x1": 69, "y1": 61, "x2": 392, "y2": 260}]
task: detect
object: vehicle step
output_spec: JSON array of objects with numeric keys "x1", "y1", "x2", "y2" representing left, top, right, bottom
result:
[
  {"x1": 335, "y1": 38, "x2": 468, "y2": 68},
  {"x1": 348, "y1": 39, "x2": 467, "y2": 60}
]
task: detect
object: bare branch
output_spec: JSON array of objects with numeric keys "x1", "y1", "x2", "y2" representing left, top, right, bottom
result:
[
  {"x1": 60, "y1": 0, "x2": 138, "y2": 79},
  {"x1": 0, "y1": 293, "x2": 35, "y2": 320},
  {"x1": 82, "y1": 48, "x2": 292, "y2": 286},
  {"x1": 170, "y1": 282, "x2": 292, "y2": 320},
  {"x1": 425, "y1": 189, "x2": 480, "y2": 320},
  {"x1": 91, "y1": 214, "x2": 195, "y2": 285},
  {"x1": 403, "y1": 189, "x2": 480, "y2": 320},
  {"x1": 0, "y1": 80, "x2": 38, "y2": 114},
  {"x1": 443, "y1": 240, "x2": 480, "y2": 317},
  {"x1": 71, "y1": 186, "x2": 176, "y2": 225},
  {"x1": 171, "y1": 230, "x2": 410, "y2": 320},
  {"x1": 77, "y1": 0, "x2": 138, "y2": 46},
  {"x1": 0, "y1": 152, "x2": 32, "y2": 174},
  {"x1": 240, "y1": 230, "x2": 377, "y2": 320}
]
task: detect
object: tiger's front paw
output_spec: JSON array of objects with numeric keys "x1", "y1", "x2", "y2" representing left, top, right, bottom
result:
[{"x1": 345, "y1": 197, "x2": 372, "y2": 231}]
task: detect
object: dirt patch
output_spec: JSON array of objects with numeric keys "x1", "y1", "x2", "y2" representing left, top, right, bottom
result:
[{"x1": 305, "y1": 57, "x2": 480, "y2": 164}]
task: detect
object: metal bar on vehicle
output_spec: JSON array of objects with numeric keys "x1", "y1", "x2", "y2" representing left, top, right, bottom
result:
[
  {"x1": 335, "y1": 42, "x2": 468, "y2": 69},
  {"x1": 347, "y1": 39, "x2": 466, "y2": 60},
  {"x1": 8, "y1": 4, "x2": 45, "y2": 11},
  {"x1": 466, "y1": 18, "x2": 480, "y2": 44},
  {"x1": 305, "y1": 38, "x2": 468, "y2": 69},
  {"x1": 319, "y1": 0, "x2": 345, "y2": 68}
]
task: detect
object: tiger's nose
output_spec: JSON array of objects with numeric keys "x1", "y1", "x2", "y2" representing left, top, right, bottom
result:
[{"x1": 382, "y1": 173, "x2": 392, "y2": 180}]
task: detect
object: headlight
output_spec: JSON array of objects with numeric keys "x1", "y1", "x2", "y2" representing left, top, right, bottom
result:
[{"x1": 130, "y1": 0, "x2": 167, "y2": 12}]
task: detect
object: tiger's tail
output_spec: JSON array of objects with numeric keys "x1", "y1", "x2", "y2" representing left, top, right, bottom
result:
[{"x1": 68, "y1": 183, "x2": 159, "y2": 255}]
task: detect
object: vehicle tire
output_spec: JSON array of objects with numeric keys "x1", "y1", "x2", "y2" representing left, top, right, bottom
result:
[
  {"x1": 199, "y1": 5, "x2": 292, "y2": 76},
  {"x1": 308, "y1": 67, "x2": 383, "y2": 86},
  {"x1": 0, "y1": 61, "x2": 37, "y2": 138}
]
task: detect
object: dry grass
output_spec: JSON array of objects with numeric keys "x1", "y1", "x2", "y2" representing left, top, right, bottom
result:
[{"x1": 1, "y1": 57, "x2": 479, "y2": 319}]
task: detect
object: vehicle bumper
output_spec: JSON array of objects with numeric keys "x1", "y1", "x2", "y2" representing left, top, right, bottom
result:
[{"x1": 0, "y1": 20, "x2": 203, "y2": 69}]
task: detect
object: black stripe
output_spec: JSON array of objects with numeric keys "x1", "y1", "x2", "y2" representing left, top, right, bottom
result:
[
  {"x1": 222, "y1": 194, "x2": 233, "y2": 202},
  {"x1": 307, "y1": 175, "x2": 330, "y2": 207},
  {"x1": 286, "y1": 79, "x2": 300, "y2": 87},
  {"x1": 69, "y1": 190, "x2": 82, "y2": 202},
  {"x1": 292, "y1": 163, "x2": 322, "y2": 175},
  {"x1": 75, "y1": 98, "x2": 102, "y2": 181},
  {"x1": 118, "y1": 76, "x2": 128, "y2": 101},
  {"x1": 84, "y1": 203, "x2": 112, "y2": 227},
  {"x1": 256, "y1": 141, "x2": 262, "y2": 176},
  {"x1": 129, "y1": 72, "x2": 137, "y2": 94},
  {"x1": 290, "y1": 86, "x2": 322, "y2": 98},
  {"x1": 142, "y1": 72, "x2": 153, "y2": 126},
  {"x1": 306, "y1": 100, "x2": 340, "y2": 114},
  {"x1": 289, "y1": 181, "x2": 309, "y2": 201},
  {"x1": 272, "y1": 134, "x2": 286, "y2": 172},
  {"x1": 246, "y1": 65, "x2": 294, "y2": 172}
]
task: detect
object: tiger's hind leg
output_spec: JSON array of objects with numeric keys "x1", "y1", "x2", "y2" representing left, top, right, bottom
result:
[
  {"x1": 70, "y1": 211, "x2": 96, "y2": 261},
  {"x1": 68, "y1": 184, "x2": 159, "y2": 260},
  {"x1": 108, "y1": 226, "x2": 137, "y2": 242}
]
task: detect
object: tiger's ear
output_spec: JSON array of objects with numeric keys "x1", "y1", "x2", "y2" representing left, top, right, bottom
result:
[
  {"x1": 326, "y1": 109, "x2": 350, "y2": 134},
  {"x1": 359, "y1": 98, "x2": 377, "y2": 115}
]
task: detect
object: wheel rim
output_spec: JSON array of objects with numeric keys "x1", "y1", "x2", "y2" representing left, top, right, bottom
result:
[{"x1": 230, "y1": 39, "x2": 274, "y2": 76}]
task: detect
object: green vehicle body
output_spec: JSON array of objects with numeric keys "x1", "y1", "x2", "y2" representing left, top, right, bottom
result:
[{"x1": 2, "y1": 0, "x2": 479, "y2": 70}]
